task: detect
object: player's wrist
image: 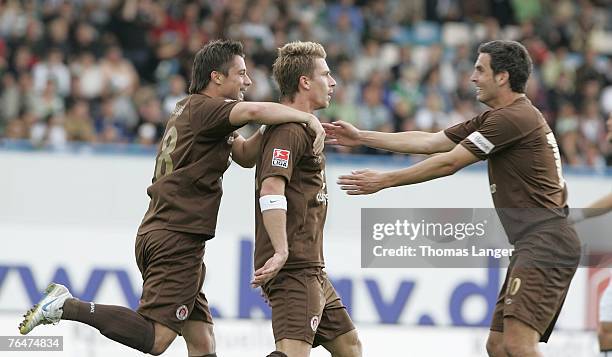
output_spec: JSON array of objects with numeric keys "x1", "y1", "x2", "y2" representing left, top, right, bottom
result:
[
  {"x1": 274, "y1": 250, "x2": 289, "y2": 259},
  {"x1": 358, "y1": 130, "x2": 372, "y2": 146},
  {"x1": 382, "y1": 171, "x2": 396, "y2": 188},
  {"x1": 307, "y1": 115, "x2": 321, "y2": 129}
]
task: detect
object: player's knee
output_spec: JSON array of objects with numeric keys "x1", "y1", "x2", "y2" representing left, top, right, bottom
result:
[
  {"x1": 502, "y1": 338, "x2": 537, "y2": 357},
  {"x1": 149, "y1": 342, "x2": 170, "y2": 356},
  {"x1": 149, "y1": 345, "x2": 167, "y2": 356},
  {"x1": 186, "y1": 327, "x2": 215, "y2": 354},
  {"x1": 347, "y1": 334, "x2": 362, "y2": 356},
  {"x1": 333, "y1": 331, "x2": 362, "y2": 357},
  {"x1": 485, "y1": 335, "x2": 504, "y2": 356},
  {"x1": 149, "y1": 332, "x2": 175, "y2": 355},
  {"x1": 352, "y1": 338, "x2": 363, "y2": 356}
]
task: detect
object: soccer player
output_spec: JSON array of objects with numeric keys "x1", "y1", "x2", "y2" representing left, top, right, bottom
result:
[
  {"x1": 326, "y1": 40, "x2": 581, "y2": 357},
  {"x1": 253, "y1": 41, "x2": 362, "y2": 357},
  {"x1": 570, "y1": 113, "x2": 612, "y2": 356},
  {"x1": 18, "y1": 39, "x2": 326, "y2": 357}
]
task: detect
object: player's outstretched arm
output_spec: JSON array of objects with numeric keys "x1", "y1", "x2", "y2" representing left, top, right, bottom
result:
[
  {"x1": 229, "y1": 102, "x2": 324, "y2": 155},
  {"x1": 323, "y1": 120, "x2": 455, "y2": 154},
  {"x1": 231, "y1": 129, "x2": 264, "y2": 168},
  {"x1": 570, "y1": 192, "x2": 612, "y2": 223},
  {"x1": 252, "y1": 176, "x2": 289, "y2": 288},
  {"x1": 337, "y1": 144, "x2": 480, "y2": 195}
]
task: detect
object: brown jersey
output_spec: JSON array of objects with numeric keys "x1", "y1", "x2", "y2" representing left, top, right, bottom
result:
[
  {"x1": 445, "y1": 97, "x2": 569, "y2": 242},
  {"x1": 254, "y1": 123, "x2": 328, "y2": 270},
  {"x1": 138, "y1": 94, "x2": 241, "y2": 238}
]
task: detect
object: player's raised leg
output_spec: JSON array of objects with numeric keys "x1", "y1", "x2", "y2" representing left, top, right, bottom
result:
[
  {"x1": 19, "y1": 283, "x2": 72, "y2": 335},
  {"x1": 19, "y1": 282, "x2": 160, "y2": 354}
]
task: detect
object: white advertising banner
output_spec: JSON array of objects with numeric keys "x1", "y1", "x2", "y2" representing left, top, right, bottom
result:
[{"x1": 0, "y1": 151, "x2": 609, "y2": 356}]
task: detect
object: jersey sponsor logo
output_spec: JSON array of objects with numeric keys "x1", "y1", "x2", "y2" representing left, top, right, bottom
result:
[
  {"x1": 176, "y1": 305, "x2": 189, "y2": 320},
  {"x1": 310, "y1": 315, "x2": 320, "y2": 331},
  {"x1": 467, "y1": 131, "x2": 495, "y2": 154},
  {"x1": 171, "y1": 104, "x2": 185, "y2": 117},
  {"x1": 272, "y1": 149, "x2": 290, "y2": 168}
]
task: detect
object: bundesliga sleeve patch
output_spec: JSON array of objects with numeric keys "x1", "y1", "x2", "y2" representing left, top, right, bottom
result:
[
  {"x1": 467, "y1": 131, "x2": 495, "y2": 154},
  {"x1": 272, "y1": 148, "x2": 290, "y2": 168}
]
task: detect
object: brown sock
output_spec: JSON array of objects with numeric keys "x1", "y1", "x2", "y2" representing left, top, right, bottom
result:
[
  {"x1": 62, "y1": 298, "x2": 155, "y2": 353},
  {"x1": 266, "y1": 352, "x2": 288, "y2": 357}
]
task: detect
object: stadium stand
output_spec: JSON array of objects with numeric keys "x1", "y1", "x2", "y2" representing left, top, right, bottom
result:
[{"x1": 0, "y1": 0, "x2": 610, "y2": 168}]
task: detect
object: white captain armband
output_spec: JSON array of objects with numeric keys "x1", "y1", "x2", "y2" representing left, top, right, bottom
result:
[{"x1": 259, "y1": 195, "x2": 287, "y2": 212}]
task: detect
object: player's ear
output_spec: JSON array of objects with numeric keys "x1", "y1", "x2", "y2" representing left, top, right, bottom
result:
[
  {"x1": 495, "y1": 71, "x2": 509, "y2": 87},
  {"x1": 211, "y1": 71, "x2": 223, "y2": 85},
  {"x1": 299, "y1": 75, "x2": 310, "y2": 90}
]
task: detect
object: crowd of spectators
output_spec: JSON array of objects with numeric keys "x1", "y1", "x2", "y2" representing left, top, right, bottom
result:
[{"x1": 0, "y1": 0, "x2": 610, "y2": 167}]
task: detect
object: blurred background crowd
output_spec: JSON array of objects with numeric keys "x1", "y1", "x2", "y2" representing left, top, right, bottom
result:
[{"x1": 0, "y1": 0, "x2": 610, "y2": 167}]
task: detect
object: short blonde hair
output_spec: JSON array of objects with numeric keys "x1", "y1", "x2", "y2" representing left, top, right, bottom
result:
[{"x1": 272, "y1": 41, "x2": 326, "y2": 102}]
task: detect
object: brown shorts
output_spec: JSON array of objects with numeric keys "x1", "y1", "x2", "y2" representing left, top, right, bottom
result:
[
  {"x1": 490, "y1": 224, "x2": 581, "y2": 342},
  {"x1": 263, "y1": 267, "x2": 355, "y2": 346},
  {"x1": 135, "y1": 229, "x2": 213, "y2": 334}
]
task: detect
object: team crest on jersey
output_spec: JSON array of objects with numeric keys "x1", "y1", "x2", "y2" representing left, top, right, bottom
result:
[
  {"x1": 310, "y1": 316, "x2": 320, "y2": 332},
  {"x1": 272, "y1": 148, "x2": 290, "y2": 168},
  {"x1": 176, "y1": 305, "x2": 189, "y2": 321}
]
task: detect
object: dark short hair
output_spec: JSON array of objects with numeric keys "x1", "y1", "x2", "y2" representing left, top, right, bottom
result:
[
  {"x1": 189, "y1": 39, "x2": 244, "y2": 94},
  {"x1": 478, "y1": 40, "x2": 532, "y2": 93}
]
